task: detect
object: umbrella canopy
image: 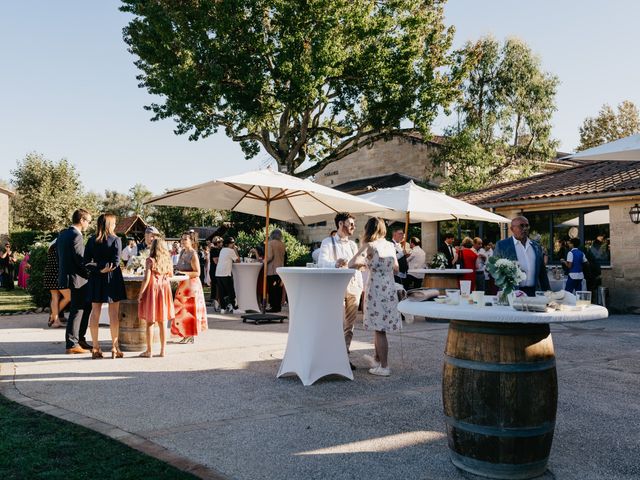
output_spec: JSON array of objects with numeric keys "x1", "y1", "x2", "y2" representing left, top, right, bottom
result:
[
  {"x1": 147, "y1": 168, "x2": 389, "y2": 224},
  {"x1": 359, "y1": 181, "x2": 510, "y2": 225},
  {"x1": 557, "y1": 209, "x2": 610, "y2": 227},
  {"x1": 146, "y1": 168, "x2": 389, "y2": 314},
  {"x1": 565, "y1": 134, "x2": 640, "y2": 161}
]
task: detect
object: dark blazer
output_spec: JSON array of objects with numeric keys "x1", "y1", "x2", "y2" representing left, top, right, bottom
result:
[
  {"x1": 439, "y1": 241, "x2": 456, "y2": 268},
  {"x1": 493, "y1": 236, "x2": 550, "y2": 291},
  {"x1": 57, "y1": 226, "x2": 89, "y2": 289}
]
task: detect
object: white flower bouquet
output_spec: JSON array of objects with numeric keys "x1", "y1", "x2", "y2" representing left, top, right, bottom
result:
[
  {"x1": 429, "y1": 252, "x2": 449, "y2": 269},
  {"x1": 486, "y1": 256, "x2": 527, "y2": 299},
  {"x1": 127, "y1": 249, "x2": 149, "y2": 275}
]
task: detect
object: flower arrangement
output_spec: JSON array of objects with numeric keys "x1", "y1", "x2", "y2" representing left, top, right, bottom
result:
[
  {"x1": 429, "y1": 252, "x2": 449, "y2": 269},
  {"x1": 485, "y1": 256, "x2": 527, "y2": 300},
  {"x1": 127, "y1": 249, "x2": 149, "y2": 275}
]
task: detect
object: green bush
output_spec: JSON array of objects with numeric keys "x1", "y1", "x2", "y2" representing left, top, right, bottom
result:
[
  {"x1": 26, "y1": 242, "x2": 50, "y2": 308},
  {"x1": 9, "y1": 229, "x2": 49, "y2": 253},
  {"x1": 235, "y1": 225, "x2": 310, "y2": 266}
]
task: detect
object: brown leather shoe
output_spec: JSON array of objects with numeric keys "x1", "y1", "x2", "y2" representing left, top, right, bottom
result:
[
  {"x1": 79, "y1": 340, "x2": 93, "y2": 350},
  {"x1": 65, "y1": 345, "x2": 89, "y2": 354}
]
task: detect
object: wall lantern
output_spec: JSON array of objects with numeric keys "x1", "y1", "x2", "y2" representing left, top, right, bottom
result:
[{"x1": 629, "y1": 204, "x2": 640, "y2": 224}]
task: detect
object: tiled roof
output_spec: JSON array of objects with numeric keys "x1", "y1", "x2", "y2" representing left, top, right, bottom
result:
[
  {"x1": 115, "y1": 215, "x2": 147, "y2": 235},
  {"x1": 457, "y1": 161, "x2": 640, "y2": 207}
]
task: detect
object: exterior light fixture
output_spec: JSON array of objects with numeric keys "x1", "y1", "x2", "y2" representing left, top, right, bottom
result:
[{"x1": 629, "y1": 204, "x2": 640, "y2": 224}]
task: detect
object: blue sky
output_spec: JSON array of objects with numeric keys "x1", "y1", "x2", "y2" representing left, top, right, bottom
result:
[{"x1": 1, "y1": 1, "x2": 638, "y2": 195}]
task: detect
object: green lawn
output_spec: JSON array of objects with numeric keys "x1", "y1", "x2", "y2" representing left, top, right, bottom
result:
[
  {"x1": 0, "y1": 286, "x2": 37, "y2": 314},
  {"x1": 0, "y1": 395, "x2": 198, "y2": 480}
]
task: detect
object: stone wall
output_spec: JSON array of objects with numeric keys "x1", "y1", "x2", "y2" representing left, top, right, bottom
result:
[
  {"x1": 0, "y1": 192, "x2": 9, "y2": 243},
  {"x1": 607, "y1": 199, "x2": 640, "y2": 313}
]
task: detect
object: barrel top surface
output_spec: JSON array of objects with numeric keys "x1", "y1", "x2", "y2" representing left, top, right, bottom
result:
[
  {"x1": 123, "y1": 274, "x2": 189, "y2": 282},
  {"x1": 398, "y1": 299, "x2": 608, "y2": 324},
  {"x1": 232, "y1": 262, "x2": 263, "y2": 268},
  {"x1": 408, "y1": 268, "x2": 472, "y2": 274},
  {"x1": 277, "y1": 267, "x2": 355, "y2": 275}
]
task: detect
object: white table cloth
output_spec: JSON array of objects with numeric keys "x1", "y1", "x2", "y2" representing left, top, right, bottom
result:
[
  {"x1": 276, "y1": 267, "x2": 355, "y2": 386},
  {"x1": 232, "y1": 262, "x2": 262, "y2": 312},
  {"x1": 408, "y1": 268, "x2": 473, "y2": 275}
]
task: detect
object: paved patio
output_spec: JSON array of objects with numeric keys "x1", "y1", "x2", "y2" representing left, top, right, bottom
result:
[{"x1": 0, "y1": 309, "x2": 638, "y2": 480}]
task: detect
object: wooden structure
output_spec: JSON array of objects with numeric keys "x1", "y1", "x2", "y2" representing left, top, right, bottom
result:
[{"x1": 114, "y1": 215, "x2": 148, "y2": 240}]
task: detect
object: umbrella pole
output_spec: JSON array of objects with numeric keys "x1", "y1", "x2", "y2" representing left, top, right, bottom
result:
[
  {"x1": 404, "y1": 211, "x2": 410, "y2": 241},
  {"x1": 262, "y1": 196, "x2": 270, "y2": 314}
]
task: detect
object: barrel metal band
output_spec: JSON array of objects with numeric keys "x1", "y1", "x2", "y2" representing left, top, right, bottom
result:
[
  {"x1": 445, "y1": 415, "x2": 555, "y2": 437},
  {"x1": 444, "y1": 354, "x2": 556, "y2": 372},
  {"x1": 450, "y1": 321, "x2": 549, "y2": 336},
  {"x1": 449, "y1": 450, "x2": 549, "y2": 479}
]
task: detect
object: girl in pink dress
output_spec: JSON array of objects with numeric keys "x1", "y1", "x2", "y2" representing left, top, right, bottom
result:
[
  {"x1": 17, "y1": 252, "x2": 30, "y2": 289},
  {"x1": 137, "y1": 239, "x2": 175, "y2": 357}
]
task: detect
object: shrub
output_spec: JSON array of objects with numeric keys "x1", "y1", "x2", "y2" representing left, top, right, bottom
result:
[
  {"x1": 234, "y1": 225, "x2": 310, "y2": 266},
  {"x1": 9, "y1": 229, "x2": 49, "y2": 253},
  {"x1": 26, "y1": 242, "x2": 51, "y2": 308}
]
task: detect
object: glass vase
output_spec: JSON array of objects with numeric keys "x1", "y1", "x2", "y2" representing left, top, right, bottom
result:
[{"x1": 496, "y1": 290, "x2": 511, "y2": 306}]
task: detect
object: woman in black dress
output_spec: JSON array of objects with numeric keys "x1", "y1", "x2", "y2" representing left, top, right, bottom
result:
[
  {"x1": 84, "y1": 213, "x2": 127, "y2": 359},
  {"x1": 43, "y1": 239, "x2": 70, "y2": 328}
]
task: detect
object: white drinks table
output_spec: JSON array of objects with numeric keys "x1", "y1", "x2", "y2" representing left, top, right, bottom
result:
[
  {"x1": 232, "y1": 262, "x2": 262, "y2": 312},
  {"x1": 397, "y1": 299, "x2": 608, "y2": 480},
  {"x1": 408, "y1": 268, "x2": 472, "y2": 292},
  {"x1": 276, "y1": 267, "x2": 355, "y2": 386}
]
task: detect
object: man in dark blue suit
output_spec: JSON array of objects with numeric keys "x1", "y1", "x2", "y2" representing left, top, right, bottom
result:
[
  {"x1": 58, "y1": 209, "x2": 93, "y2": 354},
  {"x1": 493, "y1": 216, "x2": 550, "y2": 296}
]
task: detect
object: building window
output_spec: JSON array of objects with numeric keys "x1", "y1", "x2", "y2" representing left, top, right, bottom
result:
[{"x1": 526, "y1": 207, "x2": 610, "y2": 266}]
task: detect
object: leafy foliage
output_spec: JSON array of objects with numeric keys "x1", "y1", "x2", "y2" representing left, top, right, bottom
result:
[
  {"x1": 435, "y1": 37, "x2": 559, "y2": 194},
  {"x1": 10, "y1": 153, "x2": 85, "y2": 231},
  {"x1": 485, "y1": 256, "x2": 526, "y2": 295},
  {"x1": 121, "y1": 0, "x2": 466, "y2": 176},
  {"x1": 26, "y1": 240, "x2": 51, "y2": 308},
  {"x1": 151, "y1": 205, "x2": 224, "y2": 237},
  {"x1": 234, "y1": 224, "x2": 310, "y2": 266},
  {"x1": 577, "y1": 100, "x2": 640, "y2": 151},
  {"x1": 8, "y1": 229, "x2": 49, "y2": 254}
]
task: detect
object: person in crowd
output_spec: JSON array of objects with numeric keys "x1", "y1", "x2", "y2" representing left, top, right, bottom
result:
[
  {"x1": 136, "y1": 226, "x2": 160, "y2": 256},
  {"x1": 43, "y1": 238, "x2": 70, "y2": 328},
  {"x1": 406, "y1": 237, "x2": 426, "y2": 289},
  {"x1": 311, "y1": 242, "x2": 322, "y2": 264},
  {"x1": 215, "y1": 236, "x2": 240, "y2": 313},
  {"x1": 483, "y1": 240, "x2": 497, "y2": 295},
  {"x1": 473, "y1": 237, "x2": 488, "y2": 292},
  {"x1": 391, "y1": 229, "x2": 409, "y2": 286},
  {"x1": 84, "y1": 213, "x2": 127, "y2": 359},
  {"x1": 0, "y1": 242, "x2": 16, "y2": 290},
  {"x1": 318, "y1": 212, "x2": 363, "y2": 370},
  {"x1": 121, "y1": 239, "x2": 137, "y2": 266},
  {"x1": 171, "y1": 241, "x2": 181, "y2": 266},
  {"x1": 590, "y1": 234, "x2": 610, "y2": 263},
  {"x1": 137, "y1": 238, "x2": 175, "y2": 358},
  {"x1": 330, "y1": 230, "x2": 337, "y2": 238},
  {"x1": 197, "y1": 236, "x2": 207, "y2": 284},
  {"x1": 458, "y1": 237, "x2": 478, "y2": 291},
  {"x1": 562, "y1": 237, "x2": 588, "y2": 293},
  {"x1": 494, "y1": 216, "x2": 550, "y2": 296},
  {"x1": 439, "y1": 233, "x2": 458, "y2": 268},
  {"x1": 208, "y1": 237, "x2": 223, "y2": 310},
  {"x1": 265, "y1": 229, "x2": 286, "y2": 313},
  {"x1": 17, "y1": 251, "x2": 30, "y2": 289},
  {"x1": 203, "y1": 242, "x2": 211, "y2": 287},
  {"x1": 172, "y1": 230, "x2": 207, "y2": 343},
  {"x1": 348, "y1": 217, "x2": 400, "y2": 377},
  {"x1": 57, "y1": 209, "x2": 93, "y2": 354}
]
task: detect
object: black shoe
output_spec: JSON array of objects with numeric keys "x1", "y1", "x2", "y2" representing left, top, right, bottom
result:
[
  {"x1": 349, "y1": 361, "x2": 357, "y2": 371},
  {"x1": 79, "y1": 340, "x2": 93, "y2": 350}
]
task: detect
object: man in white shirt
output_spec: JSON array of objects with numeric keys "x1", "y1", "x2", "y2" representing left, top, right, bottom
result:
[
  {"x1": 215, "y1": 236, "x2": 240, "y2": 313},
  {"x1": 473, "y1": 237, "x2": 488, "y2": 292},
  {"x1": 121, "y1": 239, "x2": 137, "y2": 266},
  {"x1": 406, "y1": 237, "x2": 426, "y2": 289},
  {"x1": 391, "y1": 229, "x2": 409, "y2": 286},
  {"x1": 318, "y1": 212, "x2": 363, "y2": 369}
]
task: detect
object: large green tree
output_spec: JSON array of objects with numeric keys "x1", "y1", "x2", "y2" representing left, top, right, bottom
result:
[
  {"x1": 577, "y1": 100, "x2": 640, "y2": 151},
  {"x1": 151, "y1": 205, "x2": 223, "y2": 237},
  {"x1": 435, "y1": 37, "x2": 559, "y2": 194},
  {"x1": 10, "y1": 153, "x2": 85, "y2": 231},
  {"x1": 121, "y1": 0, "x2": 466, "y2": 176}
]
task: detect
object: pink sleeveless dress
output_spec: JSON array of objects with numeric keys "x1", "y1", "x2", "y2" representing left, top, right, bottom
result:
[
  {"x1": 171, "y1": 250, "x2": 207, "y2": 337},
  {"x1": 138, "y1": 258, "x2": 175, "y2": 324}
]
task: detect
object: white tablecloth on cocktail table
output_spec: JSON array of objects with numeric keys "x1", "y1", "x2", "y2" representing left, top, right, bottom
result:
[
  {"x1": 276, "y1": 267, "x2": 355, "y2": 386},
  {"x1": 232, "y1": 262, "x2": 262, "y2": 312}
]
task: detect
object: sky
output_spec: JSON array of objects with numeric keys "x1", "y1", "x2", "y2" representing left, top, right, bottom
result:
[{"x1": 1, "y1": 1, "x2": 639, "y2": 196}]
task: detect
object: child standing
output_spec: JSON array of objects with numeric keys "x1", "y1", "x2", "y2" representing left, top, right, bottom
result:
[{"x1": 137, "y1": 239, "x2": 175, "y2": 357}]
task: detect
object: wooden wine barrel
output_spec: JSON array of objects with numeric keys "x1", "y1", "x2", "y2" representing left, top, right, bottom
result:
[
  {"x1": 119, "y1": 279, "x2": 158, "y2": 352},
  {"x1": 422, "y1": 274, "x2": 461, "y2": 292},
  {"x1": 442, "y1": 320, "x2": 557, "y2": 479}
]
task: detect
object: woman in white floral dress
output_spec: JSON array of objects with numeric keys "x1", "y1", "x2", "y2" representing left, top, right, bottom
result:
[{"x1": 349, "y1": 217, "x2": 400, "y2": 376}]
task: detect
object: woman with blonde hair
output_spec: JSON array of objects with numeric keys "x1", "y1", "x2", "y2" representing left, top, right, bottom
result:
[
  {"x1": 84, "y1": 213, "x2": 127, "y2": 359},
  {"x1": 137, "y1": 238, "x2": 175, "y2": 357},
  {"x1": 171, "y1": 230, "x2": 207, "y2": 343},
  {"x1": 349, "y1": 217, "x2": 401, "y2": 377}
]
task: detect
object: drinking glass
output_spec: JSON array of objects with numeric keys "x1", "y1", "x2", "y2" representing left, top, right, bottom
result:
[
  {"x1": 471, "y1": 290, "x2": 485, "y2": 306},
  {"x1": 445, "y1": 289, "x2": 460, "y2": 305},
  {"x1": 306, "y1": 262, "x2": 316, "y2": 268},
  {"x1": 575, "y1": 290, "x2": 592, "y2": 308},
  {"x1": 459, "y1": 280, "x2": 471, "y2": 297}
]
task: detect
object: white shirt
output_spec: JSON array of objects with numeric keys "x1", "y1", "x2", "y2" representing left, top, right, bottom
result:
[
  {"x1": 513, "y1": 237, "x2": 536, "y2": 287},
  {"x1": 317, "y1": 235, "x2": 363, "y2": 296},
  {"x1": 567, "y1": 249, "x2": 588, "y2": 279},
  {"x1": 407, "y1": 246, "x2": 426, "y2": 279},
  {"x1": 215, "y1": 247, "x2": 239, "y2": 277},
  {"x1": 311, "y1": 247, "x2": 321, "y2": 263},
  {"x1": 475, "y1": 247, "x2": 487, "y2": 273},
  {"x1": 392, "y1": 240, "x2": 407, "y2": 279},
  {"x1": 121, "y1": 245, "x2": 137, "y2": 262}
]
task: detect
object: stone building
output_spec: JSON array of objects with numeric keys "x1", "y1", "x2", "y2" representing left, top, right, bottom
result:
[{"x1": 0, "y1": 186, "x2": 14, "y2": 244}]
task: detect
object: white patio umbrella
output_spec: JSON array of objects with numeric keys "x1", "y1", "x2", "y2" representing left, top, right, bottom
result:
[
  {"x1": 146, "y1": 168, "x2": 390, "y2": 315},
  {"x1": 359, "y1": 180, "x2": 510, "y2": 238},
  {"x1": 564, "y1": 134, "x2": 640, "y2": 161},
  {"x1": 557, "y1": 209, "x2": 610, "y2": 227}
]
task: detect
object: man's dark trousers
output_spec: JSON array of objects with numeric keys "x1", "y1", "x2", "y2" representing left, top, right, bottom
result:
[{"x1": 65, "y1": 285, "x2": 91, "y2": 349}]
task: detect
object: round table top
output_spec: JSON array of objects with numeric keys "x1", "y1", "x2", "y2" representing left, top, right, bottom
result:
[
  {"x1": 123, "y1": 274, "x2": 189, "y2": 282},
  {"x1": 408, "y1": 268, "x2": 473, "y2": 275},
  {"x1": 277, "y1": 266, "x2": 355, "y2": 275},
  {"x1": 232, "y1": 262, "x2": 263, "y2": 268},
  {"x1": 397, "y1": 298, "x2": 608, "y2": 324}
]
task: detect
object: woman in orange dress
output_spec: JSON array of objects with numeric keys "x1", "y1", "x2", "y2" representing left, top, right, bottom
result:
[
  {"x1": 171, "y1": 231, "x2": 207, "y2": 343},
  {"x1": 138, "y1": 239, "x2": 175, "y2": 357},
  {"x1": 458, "y1": 237, "x2": 478, "y2": 291}
]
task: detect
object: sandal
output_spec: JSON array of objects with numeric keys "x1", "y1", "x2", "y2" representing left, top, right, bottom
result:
[
  {"x1": 138, "y1": 351, "x2": 152, "y2": 358},
  {"x1": 92, "y1": 349, "x2": 103, "y2": 359},
  {"x1": 47, "y1": 316, "x2": 54, "y2": 327}
]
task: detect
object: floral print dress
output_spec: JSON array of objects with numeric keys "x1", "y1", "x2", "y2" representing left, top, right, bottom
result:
[{"x1": 363, "y1": 239, "x2": 401, "y2": 332}]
